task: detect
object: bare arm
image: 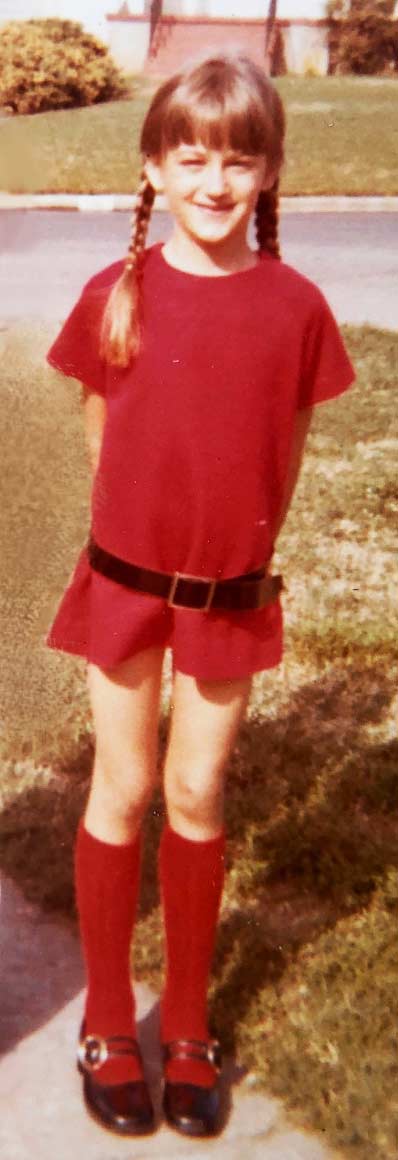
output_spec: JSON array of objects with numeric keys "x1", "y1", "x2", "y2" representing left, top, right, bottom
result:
[
  {"x1": 273, "y1": 406, "x2": 313, "y2": 543},
  {"x1": 81, "y1": 386, "x2": 107, "y2": 476}
]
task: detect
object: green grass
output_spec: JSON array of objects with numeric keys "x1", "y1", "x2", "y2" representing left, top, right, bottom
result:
[
  {"x1": 0, "y1": 324, "x2": 397, "y2": 1157},
  {"x1": 237, "y1": 885, "x2": 398, "y2": 1158},
  {"x1": 1, "y1": 75, "x2": 398, "y2": 194},
  {"x1": 280, "y1": 75, "x2": 398, "y2": 195}
]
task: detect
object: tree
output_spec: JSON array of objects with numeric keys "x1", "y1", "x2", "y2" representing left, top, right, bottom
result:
[
  {"x1": 328, "y1": 0, "x2": 398, "y2": 74},
  {"x1": 149, "y1": 0, "x2": 163, "y2": 57},
  {"x1": 265, "y1": 0, "x2": 278, "y2": 76}
]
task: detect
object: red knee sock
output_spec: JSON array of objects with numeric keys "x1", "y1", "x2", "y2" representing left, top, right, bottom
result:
[
  {"x1": 75, "y1": 820, "x2": 143, "y2": 1085},
  {"x1": 159, "y1": 823, "x2": 225, "y2": 1088}
]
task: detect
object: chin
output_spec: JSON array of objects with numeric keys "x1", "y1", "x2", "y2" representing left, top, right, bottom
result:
[
  {"x1": 188, "y1": 222, "x2": 239, "y2": 246},
  {"x1": 195, "y1": 230, "x2": 231, "y2": 244}
]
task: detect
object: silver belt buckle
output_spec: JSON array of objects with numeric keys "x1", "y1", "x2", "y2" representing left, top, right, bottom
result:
[{"x1": 168, "y1": 572, "x2": 217, "y2": 612}]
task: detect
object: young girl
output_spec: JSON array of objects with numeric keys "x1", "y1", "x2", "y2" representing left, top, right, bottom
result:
[{"x1": 47, "y1": 52, "x2": 355, "y2": 1139}]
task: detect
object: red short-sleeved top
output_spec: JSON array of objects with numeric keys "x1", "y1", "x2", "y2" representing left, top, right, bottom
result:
[{"x1": 48, "y1": 243, "x2": 355, "y2": 580}]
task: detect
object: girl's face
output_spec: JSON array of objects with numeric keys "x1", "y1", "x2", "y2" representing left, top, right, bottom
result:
[{"x1": 146, "y1": 141, "x2": 275, "y2": 254}]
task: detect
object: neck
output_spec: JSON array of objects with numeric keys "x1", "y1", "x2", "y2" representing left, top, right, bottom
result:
[{"x1": 163, "y1": 227, "x2": 258, "y2": 277}]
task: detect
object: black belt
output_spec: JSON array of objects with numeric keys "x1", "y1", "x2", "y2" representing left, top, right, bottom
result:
[{"x1": 88, "y1": 537, "x2": 283, "y2": 613}]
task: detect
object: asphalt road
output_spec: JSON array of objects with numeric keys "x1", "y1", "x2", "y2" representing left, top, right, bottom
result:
[{"x1": 1, "y1": 209, "x2": 397, "y2": 330}]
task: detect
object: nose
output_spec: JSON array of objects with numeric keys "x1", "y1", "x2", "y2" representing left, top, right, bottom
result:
[{"x1": 203, "y1": 159, "x2": 228, "y2": 198}]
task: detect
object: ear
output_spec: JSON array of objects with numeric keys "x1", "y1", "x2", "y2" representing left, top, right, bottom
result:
[{"x1": 144, "y1": 157, "x2": 164, "y2": 194}]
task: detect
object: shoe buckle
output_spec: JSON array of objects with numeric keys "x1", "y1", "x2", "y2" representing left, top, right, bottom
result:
[
  {"x1": 206, "y1": 1041, "x2": 222, "y2": 1070},
  {"x1": 77, "y1": 1033, "x2": 109, "y2": 1072}
]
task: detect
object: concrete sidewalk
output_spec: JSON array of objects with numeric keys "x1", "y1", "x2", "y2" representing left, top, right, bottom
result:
[
  {"x1": 1, "y1": 192, "x2": 398, "y2": 213},
  {"x1": 0, "y1": 875, "x2": 340, "y2": 1160}
]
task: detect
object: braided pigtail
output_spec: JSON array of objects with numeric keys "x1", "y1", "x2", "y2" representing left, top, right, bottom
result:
[
  {"x1": 100, "y1": 172, "x2": 155, "y2": 368},
  {"x1": 255, "y1": 178, "x2": 281, "y2": 260}
]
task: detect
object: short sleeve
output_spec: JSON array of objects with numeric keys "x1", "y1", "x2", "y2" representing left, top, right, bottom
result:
[
  {"x1": 298, "y1": 291, "x2": 355, "y2": 410},
  {"x1": 46, "y1": 284, "x2": 107, "y2": 396}
]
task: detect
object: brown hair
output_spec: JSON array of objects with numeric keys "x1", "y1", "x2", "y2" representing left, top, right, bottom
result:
[{"x1": 100, "y1": 53, "x2": 285, "y2": 368}]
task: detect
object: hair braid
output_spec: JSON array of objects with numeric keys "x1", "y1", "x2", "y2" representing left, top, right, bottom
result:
[
  {"x1": 100, "y1": 171, "x2": 155, "y2": 367},
  {"x1": 125, "y1": 171, "x2": 156, "y2": 273},
  {"x1": 255, "y1": 179, "x2": 281, "y2": 260}
]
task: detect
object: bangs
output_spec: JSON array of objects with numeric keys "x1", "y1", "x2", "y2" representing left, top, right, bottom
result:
[
  {"x1": 141, "y1": 55, "x2": 285, "y2": 163},
  {"x1": 158, "y1": 89, "x2": 272, "y2": 156}
]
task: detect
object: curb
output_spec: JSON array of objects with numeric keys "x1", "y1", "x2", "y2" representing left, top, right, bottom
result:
[{"x1": 0, "y1": 192, "x2": 398, "y2": 213}]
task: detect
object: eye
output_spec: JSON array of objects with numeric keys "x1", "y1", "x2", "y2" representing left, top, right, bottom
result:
[
  {"x1": 177, "y1": 151, "x2": 206, "y2": 167},
  {"x1": 226, "y1": 156, "x2": 254, "y2": 169}
]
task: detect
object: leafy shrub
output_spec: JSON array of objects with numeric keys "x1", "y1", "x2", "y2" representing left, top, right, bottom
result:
[
  {"x1": 328, "y1": 0, "x2": 398, "y2": 74},
  {"x1": 0, "y1": 19, "x2": 127, "y2": 114}
]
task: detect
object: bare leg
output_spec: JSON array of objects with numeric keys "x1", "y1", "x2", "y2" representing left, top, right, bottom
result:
[
  {"x1": 85, "y1": 645, "x2": 165, "y2": 842},
  {"x1": 164, "y1": 670, "x2": 252, "y2": 840}
]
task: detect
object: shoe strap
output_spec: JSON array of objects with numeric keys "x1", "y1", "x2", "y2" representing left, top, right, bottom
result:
[
  {"x1": 77, "y1": 1032, "x2": 141, "y2": 1073},
  {"x1": 162, "y1": 1038, "x2": 222, "y2": 1070}
]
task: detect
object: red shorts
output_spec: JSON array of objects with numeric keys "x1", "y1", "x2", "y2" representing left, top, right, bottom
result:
[{"x1": 46, "y1": 547, "x2": 283, "y2": 681}]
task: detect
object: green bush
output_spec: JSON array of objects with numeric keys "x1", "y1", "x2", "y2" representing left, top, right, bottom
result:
[
  {"x1": 0, "y1": 19, "x2": 128, "y2": 114},
  {"x1": 328, "y1": 0, "x2": 398, "y2": 75}
]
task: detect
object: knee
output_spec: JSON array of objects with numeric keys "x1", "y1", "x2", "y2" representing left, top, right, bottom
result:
[
  {"x1": 92, "y1": 752, "x2": 156, "y2": 824},
  {"x1": 165, "y1": 764, "x2": 222, "y2": 825}
]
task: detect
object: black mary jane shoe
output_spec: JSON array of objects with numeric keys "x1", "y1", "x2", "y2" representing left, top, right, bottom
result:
[
  {"x1": 77, "y1": 1023, "x2": 155, "y2": 1136},
  {"x1": 162, "y1": 1038, "x2": 222, "y2": 1137}
]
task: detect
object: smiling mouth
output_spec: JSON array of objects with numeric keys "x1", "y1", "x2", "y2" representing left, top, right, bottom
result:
[{"x1": 195, "y1": 203, "x2": 234, "y2": 212}]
